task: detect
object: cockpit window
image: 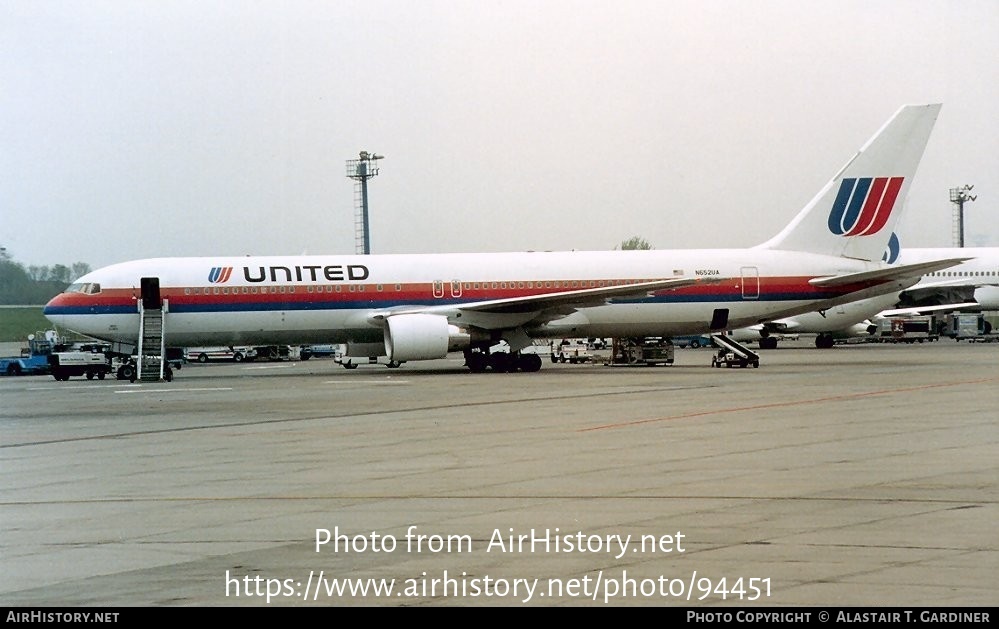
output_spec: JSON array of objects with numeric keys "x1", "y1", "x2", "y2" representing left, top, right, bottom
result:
[{"x1": 65, "y1": 283, "x2": 101, "y2": 295}]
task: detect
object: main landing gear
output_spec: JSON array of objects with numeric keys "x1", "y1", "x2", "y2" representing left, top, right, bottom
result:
[{"x1": 464, "y1": 349, "x2": 543, "y2": 373}]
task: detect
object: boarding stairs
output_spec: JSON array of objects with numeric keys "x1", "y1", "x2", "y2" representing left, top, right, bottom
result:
[
  {"x1": 136, "y1": 298, "x2": 171, "y2": 382},
  {"x1": 710, "y1": 333, "x2": 760, "y2": 368}
]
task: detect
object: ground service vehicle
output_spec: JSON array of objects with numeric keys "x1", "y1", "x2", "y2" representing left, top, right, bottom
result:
[
  {"x1": 946, "y1": 313, "x2": 992, "y2": 340},
  {"x1": 711, "y1": 350, "x2": 760, "y2": 368},
  {"x1": 610, "y1": 337, "x2": 675, "y2": 366},
  {"x1": 551, "y1": 340, "x2": 593, "y2": 364},
  {"x1": 253, "y1": 345, "x2": 291, "y2": 361},
  {"x1": 0, "y1": 333, "x2": 54, "y2": 376},
  {"x1": 710, "y1": 333, "x2": 760, "y2": 368},
  {"x1": 186, "y1": 346, "x2": 256, "y2": 363},
  {"x1": 48, "y1": 349, "x2": 112, "y2": 380},
  {"x1": 878, "y1": 316, "x2": 938, "y2": 343},
  {"x1": 672, "y1": 334, "x2": 712, "y2": 348},
  {"x1": 299, "y1": 344, "x2": 339, "y2": 360}
]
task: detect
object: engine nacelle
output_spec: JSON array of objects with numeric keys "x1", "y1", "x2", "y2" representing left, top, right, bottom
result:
[{"x1": 384, "y1": 314, "x2": 478, "y2": 362}]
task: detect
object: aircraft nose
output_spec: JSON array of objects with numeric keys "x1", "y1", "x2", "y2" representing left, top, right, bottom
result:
[{"x1": 43, "y1": 294, "x2": 67, "y2": 327}]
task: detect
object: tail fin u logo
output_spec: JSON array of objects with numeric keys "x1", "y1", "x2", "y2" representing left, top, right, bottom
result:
[
  {"x1": 828, "y1": 177, "x2": 904, "y2": 236},
  {"x1": 882, "y1": 232, "x2": 900, "y2": 264},
  {"x1": 208, "y1": 267, "x2": 233, "y2": 283}
]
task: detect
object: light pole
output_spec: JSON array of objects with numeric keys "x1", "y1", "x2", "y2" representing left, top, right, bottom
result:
[
  {"x1": 948, "y1": 185, "x2": 976, "y2": 247},
  {"x1": 346, "y1": 151, "x2": 383, "y2": 255}
]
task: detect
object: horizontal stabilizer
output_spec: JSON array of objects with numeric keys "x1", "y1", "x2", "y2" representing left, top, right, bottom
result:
[{"x1": 809, "y1": 258, "x2": 970, "y2": 288}]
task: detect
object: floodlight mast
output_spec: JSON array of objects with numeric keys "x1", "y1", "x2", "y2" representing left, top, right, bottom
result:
[
  {"x1": 346, "y1": 151, "x2": 383, "y2": 255},
  {"x1": 948, "y1": 185, "x2": 976, "y2": 247}
]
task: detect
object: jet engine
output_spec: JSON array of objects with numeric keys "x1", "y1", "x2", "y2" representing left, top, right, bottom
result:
[{"x1": 384, "y1": 313, "x2": 480, "y2": 362}]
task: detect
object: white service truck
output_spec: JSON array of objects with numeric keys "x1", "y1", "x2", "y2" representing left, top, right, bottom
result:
[
  {"x1": 551, "y1": 340, "x2": 594, "y2": 364},
  {"x1": 48, "y1": 349, "x2": 113, "y2": 381}
]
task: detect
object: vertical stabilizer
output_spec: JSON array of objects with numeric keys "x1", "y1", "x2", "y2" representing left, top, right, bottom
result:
[{"x1": 759, "y1": 104, "x2": 941, "y2": 261}]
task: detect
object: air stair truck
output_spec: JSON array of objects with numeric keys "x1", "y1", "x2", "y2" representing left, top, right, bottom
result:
[{"x1": 710, "y1": 333, "x2": 761, "y2": 368}]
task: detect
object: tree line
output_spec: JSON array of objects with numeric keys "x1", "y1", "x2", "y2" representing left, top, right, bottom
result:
[{"x1": 0, "y1": 249, "x2": 89, "y2": 305}]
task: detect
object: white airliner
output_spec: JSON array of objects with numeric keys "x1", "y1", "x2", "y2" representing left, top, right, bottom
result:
[
  {"x1": 44, "y1": 104, "x2": 965, "y2": 373},
  {"x1": 732, "y1": 245, "x2": 999, "y2": 348}
]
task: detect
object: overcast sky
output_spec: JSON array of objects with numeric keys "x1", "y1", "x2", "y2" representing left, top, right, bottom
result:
[{"x1": 2, "y1": 0, "x2": 997, "y2": 272}]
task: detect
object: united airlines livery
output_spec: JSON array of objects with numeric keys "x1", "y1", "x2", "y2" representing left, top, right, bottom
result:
[{"x1": 44, "y1": 104, "x2": 964, "y2": 374}]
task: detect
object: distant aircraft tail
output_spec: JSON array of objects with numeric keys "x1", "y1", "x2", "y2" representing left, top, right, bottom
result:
[{"x1": 758, "y1": 104, "x2": 941, "y2": 261}]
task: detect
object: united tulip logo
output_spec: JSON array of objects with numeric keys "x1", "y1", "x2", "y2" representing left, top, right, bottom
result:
[
  {"x1": 828, "y1": 177, "x2": 903, "y2": 236},
  {"x1": 208, "y1": 267, "x2": 233, "y2": 283}
]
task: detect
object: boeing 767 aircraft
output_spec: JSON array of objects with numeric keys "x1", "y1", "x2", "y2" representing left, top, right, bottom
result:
[{"x1": 44, "y1": 104, "x2": 965, "y2": 374}]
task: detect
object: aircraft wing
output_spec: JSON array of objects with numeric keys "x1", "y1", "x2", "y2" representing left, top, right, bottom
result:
[
  {"x1": 892, "y1": 273, "x2": 998, "y2": 312},
  {"x1": 878, "y1": 302, "x2": 981, "y2": 317},
  {"x1": 903, "y1": 277, "x2": 999, "y2": 290},
  {"x1": 369, "y1": 276, "x2": 719, "y2": 330},
  {"x1": 808, "y1": 258, "x2": 971, "y2": 287},
  {"x1": 897, "y1": 277, "x2": 999, "y2": 308}
]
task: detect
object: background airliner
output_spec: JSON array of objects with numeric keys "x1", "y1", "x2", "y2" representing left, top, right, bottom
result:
[
  {"x1": 731, "y1": 245, "x2": 999, "y2": 348},
  {"x1": 44, "y1": 104, "x2": 964, "y2": 374}
]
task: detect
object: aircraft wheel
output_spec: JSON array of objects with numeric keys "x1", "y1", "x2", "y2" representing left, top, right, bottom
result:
[
  {"x1": 466, "y1": 352, "x2": 488, "y2": 373},
  {"x1": 488, "y1": 353, "x2": 513, "y2": 372},
  {"x1": 517, "y1": 353, "x2": 543, "y2": 373}
]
